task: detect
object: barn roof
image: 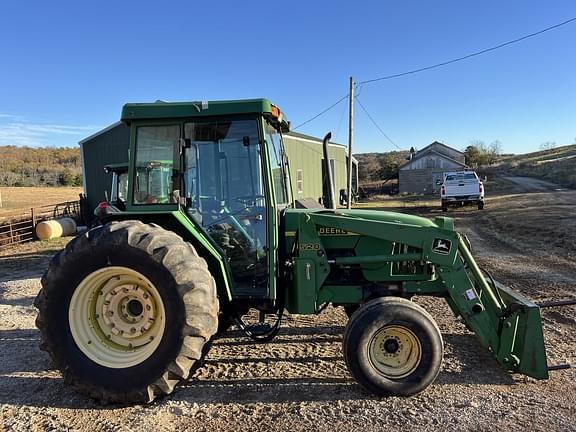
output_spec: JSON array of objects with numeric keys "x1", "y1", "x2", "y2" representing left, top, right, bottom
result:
[
  {"x1": 78, "y1": 121, "x2": 124, "y2": 146},
  {"x1": 400, "y1": 147, "x2": 467, "y2": 170},
  {"x1": 419, "y1": 140, "x2": 464, "y2": 156}
]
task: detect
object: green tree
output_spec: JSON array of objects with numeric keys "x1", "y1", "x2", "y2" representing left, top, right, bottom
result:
[
  {"x1": 378, "y1": 153, "x2": 399, "y2": 179},
  {"x1": 465, "y1": 140, "x2": 501, "y2": 166},
  {"x1": 464, "y1": 145, "x2": 482, "y2": 166},
  {"x1": 59, "y1": 169, "x2": 76, "y2": 186},
  {"x1": 73, "y1": 174, "x2": 83, "y2": 187}
]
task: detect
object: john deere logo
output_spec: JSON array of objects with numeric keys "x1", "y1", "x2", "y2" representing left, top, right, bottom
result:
[
  {"x1": 432, "y1": 238, "x2": 452, "y2": 255},
  {"x1": 317, "y1": 227, "x2": 357, "y2": 236}
]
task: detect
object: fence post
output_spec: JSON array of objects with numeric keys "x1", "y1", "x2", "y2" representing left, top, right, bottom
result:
[
  {"x1": 9, "y1": 222, "x2": 13, "y2": 244},
  {"x1": 31, "y1": 207, "x2": 37, "y2": 239}
]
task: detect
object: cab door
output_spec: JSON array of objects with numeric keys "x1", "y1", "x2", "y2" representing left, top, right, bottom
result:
[{"x1": 182, "y1": 119, "x2": 270, "y2": 298}]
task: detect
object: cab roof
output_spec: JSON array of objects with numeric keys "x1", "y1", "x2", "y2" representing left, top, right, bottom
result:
[{"x1": 121, "y1": 98, "x2": 290, "y2": 131}]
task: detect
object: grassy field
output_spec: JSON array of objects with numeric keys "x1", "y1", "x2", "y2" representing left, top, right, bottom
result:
[{"x1": 0, "y1": 187, "x2": 82, "y2": 220}]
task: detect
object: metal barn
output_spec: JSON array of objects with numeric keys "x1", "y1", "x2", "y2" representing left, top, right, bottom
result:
[
  {"x1": 79, "y1": 122, "x2": 130, "y2": 212},
  {"x1": 284, "y1": 132, "x2": 358, "y2": 206}
]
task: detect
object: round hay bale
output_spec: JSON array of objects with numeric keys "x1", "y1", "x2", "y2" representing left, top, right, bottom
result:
[{"x1": 36, "y1": 220, "x2": 63, "y2": 240}]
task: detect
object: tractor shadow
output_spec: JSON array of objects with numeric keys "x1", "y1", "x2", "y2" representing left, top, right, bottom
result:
[
  {"x1": 0, "y1": 327, "x2": 514, "y2": 409},
  {"x1": 434, "y1": 333, "x2": 515, "y2": 386},
  {"x1": 176, "y1": 330, "x2": 514, "y2": 405}
]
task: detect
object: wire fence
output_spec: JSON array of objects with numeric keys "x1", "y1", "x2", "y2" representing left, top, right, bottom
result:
[{"x1": 0, "y1": 200, "x2": 80, "y2": 251}]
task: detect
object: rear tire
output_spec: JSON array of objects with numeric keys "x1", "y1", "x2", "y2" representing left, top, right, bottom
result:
[
  {"x1": 478, "y1": 201, "x2": 485, "y2": 210},
  {"x1": 34, "y1": 220, "x2": 219, "y2": 404},
  {"x1": 441, "y1": 200, "x2": 448, "y2": 212},
  {"x1": 343, "y1": 297, "x2": 443, "y2": 396}
]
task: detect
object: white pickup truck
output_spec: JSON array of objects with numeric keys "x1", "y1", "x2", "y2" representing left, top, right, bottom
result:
[{"x1": 440, "y1": 171, "x2": 484, "y2": 211}]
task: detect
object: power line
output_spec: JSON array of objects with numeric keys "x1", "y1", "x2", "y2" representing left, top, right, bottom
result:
[
  {"x1": 359, "y1": 16, "x2": 576, "y2": 85},
  {"x1": 291, "y1": 17, "x2": 576, "y2": 137},
  {"x1": 333, "y1": 98, "x2": 348, "y2": 142},
  {"x1": 292, "y1": 95, "x2": 348, "y2": 130},
  {"x1": 356, "y1": 97, "x2": 401, "y2": 150}
]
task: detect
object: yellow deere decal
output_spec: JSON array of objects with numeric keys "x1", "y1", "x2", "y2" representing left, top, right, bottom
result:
[{"x1": 317, "y1": 227, "x2": 359, "y2": 236}]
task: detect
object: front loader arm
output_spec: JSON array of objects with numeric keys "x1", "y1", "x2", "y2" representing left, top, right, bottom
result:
[
  {"x1": 288, "y1": 210, "x2": 549, "y2": 380},
  {"x1": 441, "y1": 235, "x2": 548, "y2": 379}
]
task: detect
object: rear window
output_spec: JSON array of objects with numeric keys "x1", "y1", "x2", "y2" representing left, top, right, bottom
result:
[{"x1": 445, "y1": 173, "x2": 477, "y2": 181}]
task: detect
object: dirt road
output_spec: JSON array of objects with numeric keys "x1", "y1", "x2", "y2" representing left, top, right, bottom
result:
[
  {"x1": 1, "y1": 183, "x2": 575, "y2": 431},
  {"x1": 501, "y1": 176, "x2": 565, "y2": 192}
]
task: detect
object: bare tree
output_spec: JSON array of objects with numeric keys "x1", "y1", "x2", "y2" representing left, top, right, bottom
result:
[{"x1": 539, "y1": 141, "x2": 556, "y2": 151}]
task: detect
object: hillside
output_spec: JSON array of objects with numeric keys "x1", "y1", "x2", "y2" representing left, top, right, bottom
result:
[
  {"x1": 0, "y1": 146, "x2": 82, "y2": 187},
  {"x1": 488, "y1": 144, "x2": 576, "y2": 189}
]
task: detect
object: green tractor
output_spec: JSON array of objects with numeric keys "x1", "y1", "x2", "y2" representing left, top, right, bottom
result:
[{"x1": 35, "y1": 99, "x2": 563, "y2": 404}]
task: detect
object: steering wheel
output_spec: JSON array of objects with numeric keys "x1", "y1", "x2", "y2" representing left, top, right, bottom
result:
[{"x1": 235, "y1": 195, "x2": 265, "y2": 206}]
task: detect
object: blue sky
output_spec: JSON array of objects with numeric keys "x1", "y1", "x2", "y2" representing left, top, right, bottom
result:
[{"x1": 0, "y1": 1, "x2": 574, "y2": 154}]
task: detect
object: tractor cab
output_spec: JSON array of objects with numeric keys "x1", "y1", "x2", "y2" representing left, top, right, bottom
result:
[{"x1": 121, "y1": 99, "x2": 291, "y2": 299}]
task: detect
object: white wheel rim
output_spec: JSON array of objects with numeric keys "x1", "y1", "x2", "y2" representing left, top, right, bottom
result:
[
  {"x1": 69, "y1": 266, "x2": 166, "y2": 368},
  {"x1": 368, "y1": 325, "x2": 422, "y2": 379}
]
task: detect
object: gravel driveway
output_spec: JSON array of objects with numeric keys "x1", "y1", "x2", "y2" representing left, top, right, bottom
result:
[{"x1": 1, "y1": 190, "x2": 574, "y2": 432}]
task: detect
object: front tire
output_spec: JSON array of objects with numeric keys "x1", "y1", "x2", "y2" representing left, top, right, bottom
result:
[
  {"x1": 34, "y1": 220, "x2": 219, "y2": 404},
  {"x1": 343, "y1": 297, "x2": 443, "y2": 396}
]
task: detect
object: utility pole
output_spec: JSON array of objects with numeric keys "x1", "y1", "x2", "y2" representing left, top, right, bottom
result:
[{"x1": 346, "y1": 76, "x2": 355, "y2": 209}]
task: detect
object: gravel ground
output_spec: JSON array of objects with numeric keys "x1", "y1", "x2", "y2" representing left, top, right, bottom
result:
[{"x1": 0, "y1": 187, "x2": 575, "y2": 431}]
